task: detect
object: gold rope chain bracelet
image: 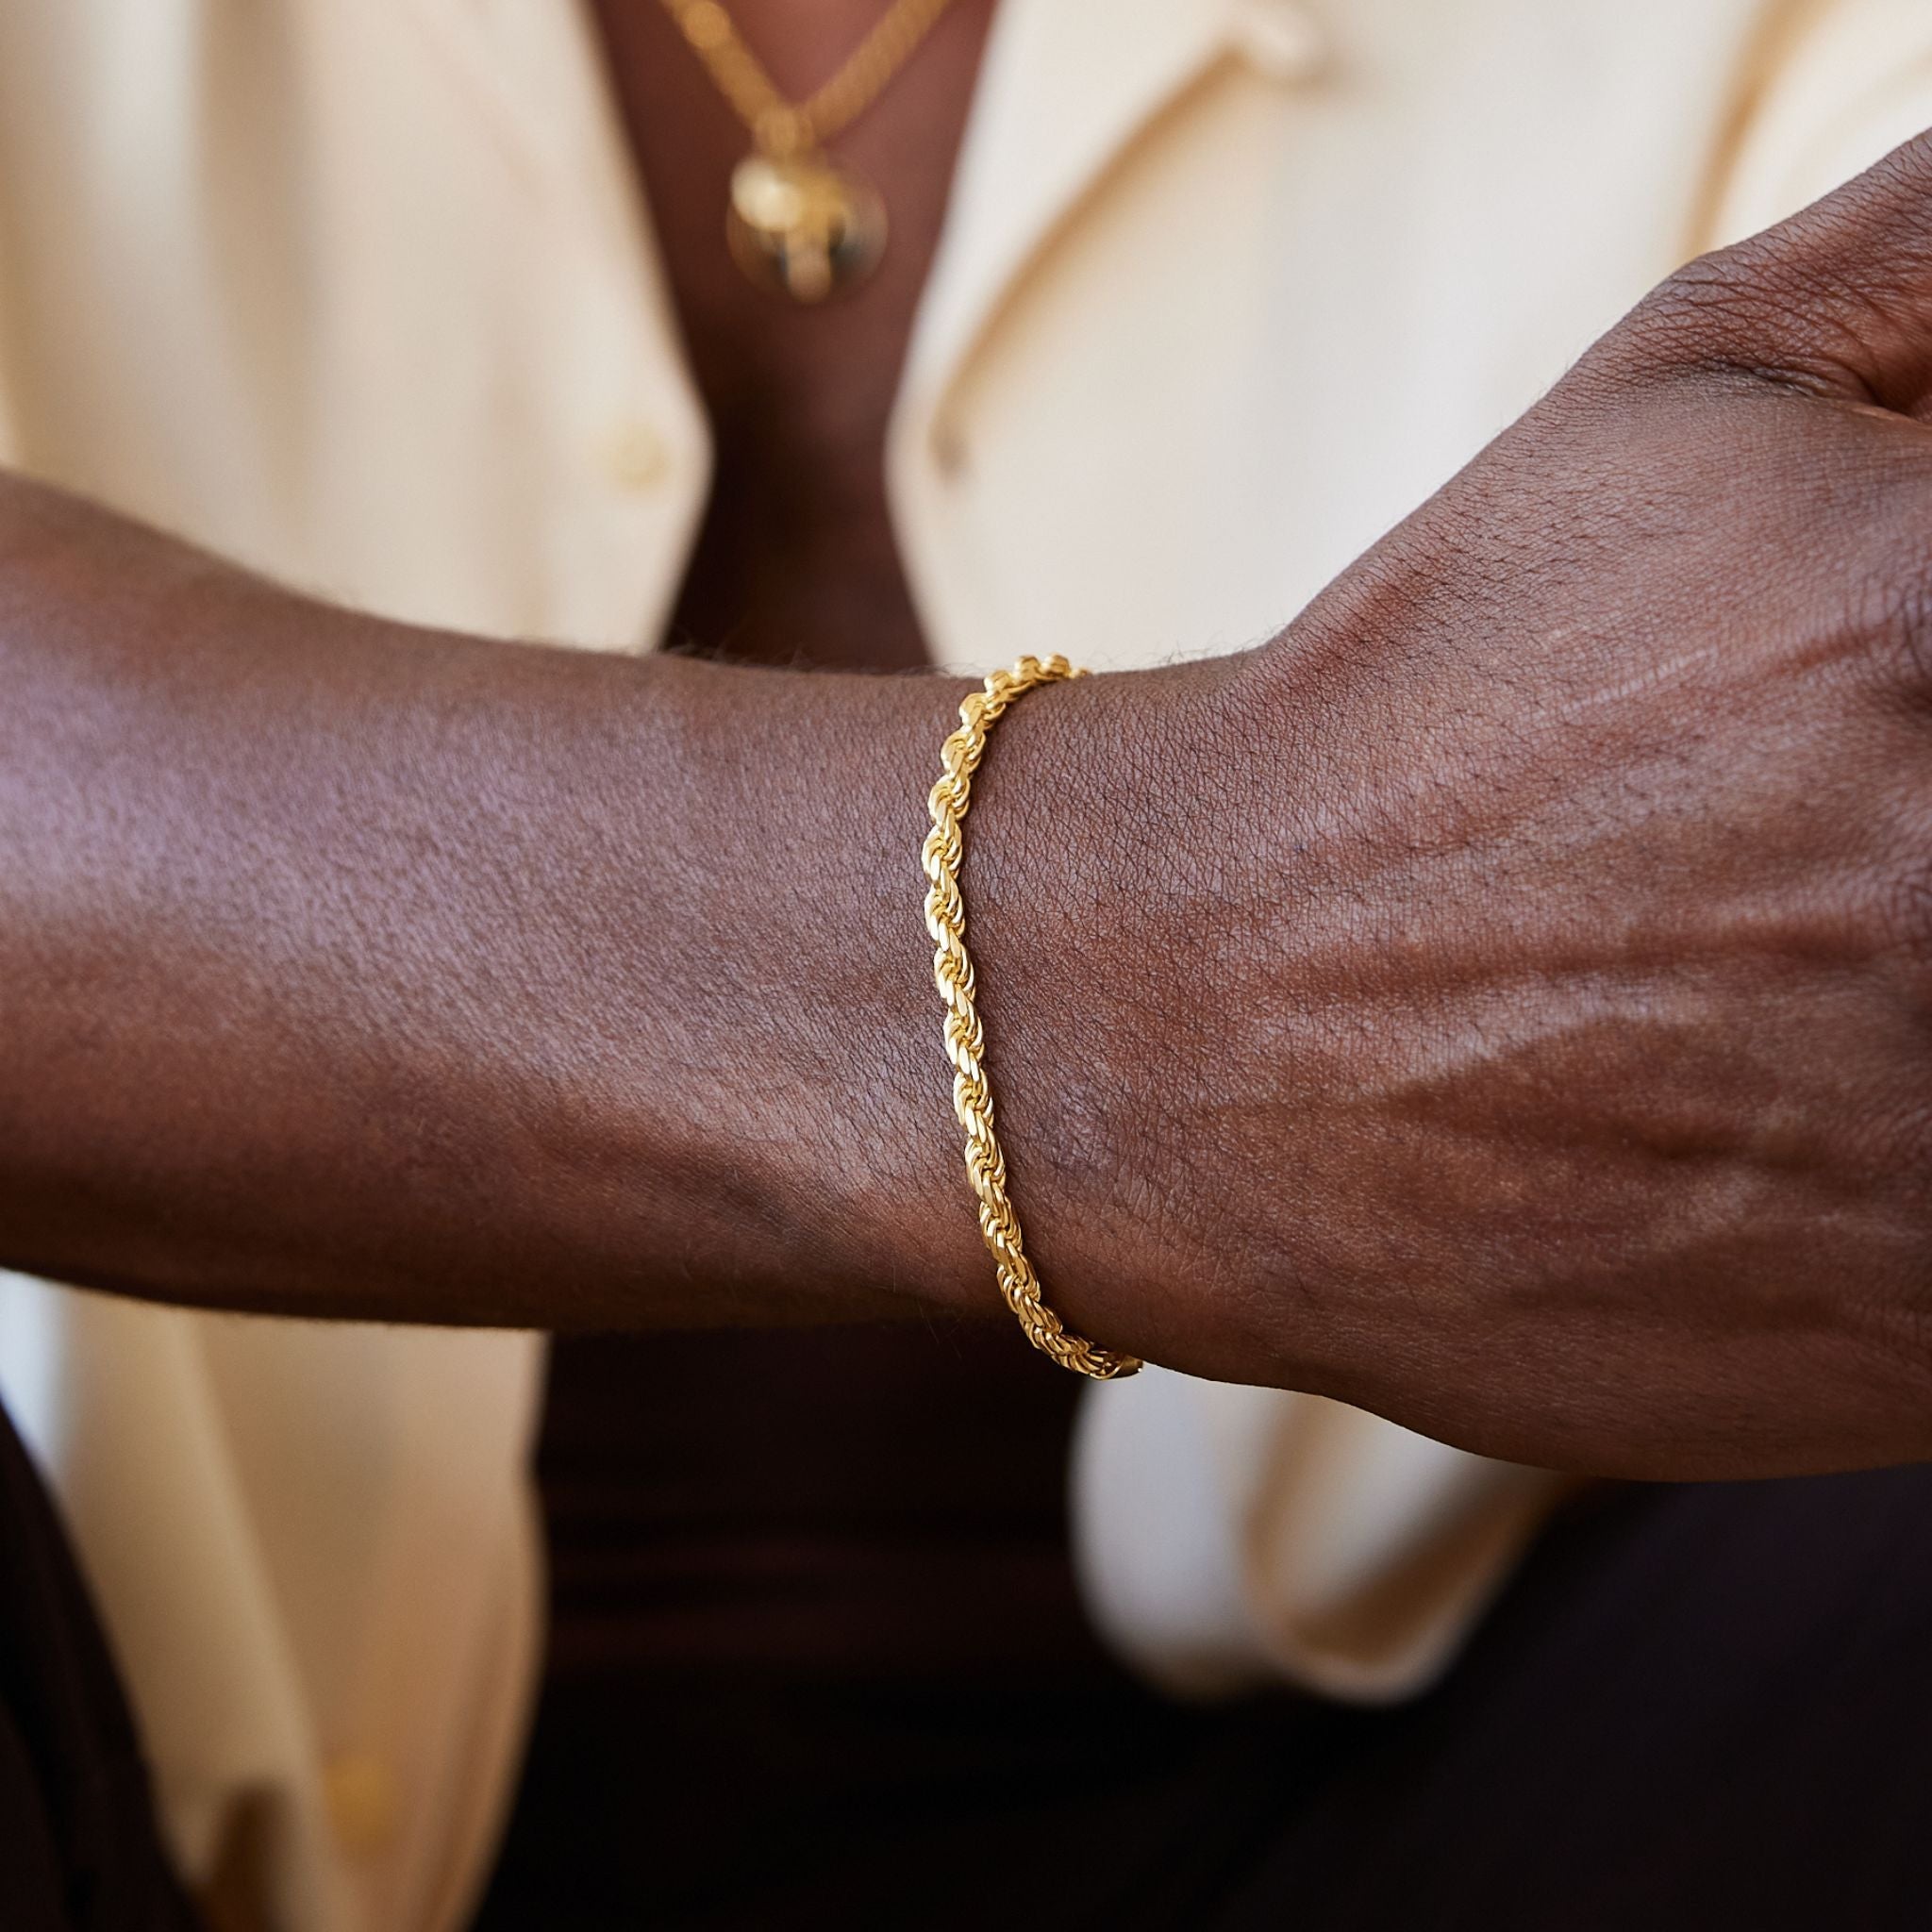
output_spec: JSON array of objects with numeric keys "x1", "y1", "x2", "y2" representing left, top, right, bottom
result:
[{"x1": 921, "y1": 657, "x2": 1141, "y2": 1381}]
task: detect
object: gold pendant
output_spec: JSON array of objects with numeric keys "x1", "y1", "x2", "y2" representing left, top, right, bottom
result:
[{"x1": 727, "y1": 153, "x2": 887, "y2": 304}]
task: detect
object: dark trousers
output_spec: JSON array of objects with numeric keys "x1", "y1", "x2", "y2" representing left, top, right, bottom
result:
[
  {"x1": 3, "y1": 1373, "x2": 1928, "y2": 1932},
  {"x1": 477, "y1": 1331, "x2": 1932, "y2": 1931},
  {"x1": 0, "y1": 1398, "x2": 199, "y2": 1932}
]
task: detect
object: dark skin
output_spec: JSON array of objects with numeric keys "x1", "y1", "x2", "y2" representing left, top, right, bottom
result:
[{"x1": 3, "y1": 25, "x2": 1932, "y2": 1482}]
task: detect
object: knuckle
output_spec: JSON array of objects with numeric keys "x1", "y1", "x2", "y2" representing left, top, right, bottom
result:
[
  {"x1": 1611, "y1": 247, "x2": 1796, "y2": 380},
  {"x1": 1607, "y1": 242, "x2": 1866, "y2": 401},
  {"x1": 1601, "y1": 133, "x2": 1932, "y2": 409},
  {"x1": 1869, "y1": 125, "x2": 1932, "y2": 201},
  {"x1": 1636, "y1": 247, "x2": 1761, "y2": 341}
]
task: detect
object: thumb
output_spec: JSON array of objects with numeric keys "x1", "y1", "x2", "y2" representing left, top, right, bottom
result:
[{"x1": 1621, "y1": 126, "x2": 1932, "y2": 418}]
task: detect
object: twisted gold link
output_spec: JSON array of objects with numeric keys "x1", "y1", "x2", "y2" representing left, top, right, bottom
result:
[
  {"x1": 658, "y1": 0, "x2": 958, "y2": 156},
  {"x1": 921, "y1": 658, "x2": 1141, "y2": 1380}
]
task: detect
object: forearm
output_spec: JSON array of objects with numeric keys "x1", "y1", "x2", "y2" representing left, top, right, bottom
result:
[
  {"x1": 0, "y1": 473, "x2": 1137, "y2": 1333},
  {"x1": 17, "y1": 121, "x2": 1932, "y2": 1479}
]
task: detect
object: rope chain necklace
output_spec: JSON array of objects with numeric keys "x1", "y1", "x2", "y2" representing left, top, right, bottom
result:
[{"x1": 657, "y1": 0, "x2": 960, "y2": 303}]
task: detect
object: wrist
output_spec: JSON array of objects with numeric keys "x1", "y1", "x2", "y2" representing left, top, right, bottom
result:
[{"x1": 941, "y1": 655, "x2": 1244, "y2": 1368}]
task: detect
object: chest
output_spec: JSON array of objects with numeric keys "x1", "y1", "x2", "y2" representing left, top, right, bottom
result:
[{"x1": 584, "y1": 0, "x2": 997, "y2": 667}]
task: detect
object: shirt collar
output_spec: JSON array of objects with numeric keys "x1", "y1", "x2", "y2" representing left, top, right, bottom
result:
[
  {"x1": 899, "y1": 0, "x2": 1329, "y2": 432},
  {"x1": 406, "y1": 0, "x2": 1329, "y2": 445}
]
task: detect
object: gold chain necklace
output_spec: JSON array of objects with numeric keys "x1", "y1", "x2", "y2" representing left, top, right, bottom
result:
[{"x1": 657, "y1": 0, "x2": 959, "y2": 303}]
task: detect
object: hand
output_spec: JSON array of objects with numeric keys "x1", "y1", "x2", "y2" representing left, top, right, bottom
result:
[{"x1": 982, "y1": 132, "x2": 1932, "y2": 1477}]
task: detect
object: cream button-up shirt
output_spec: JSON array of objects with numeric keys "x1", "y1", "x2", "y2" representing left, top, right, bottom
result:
[{"x1": 0, "y1": 2, "x2": 1926, "y2": 1926}]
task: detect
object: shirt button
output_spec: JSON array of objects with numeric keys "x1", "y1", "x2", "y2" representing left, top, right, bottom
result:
[
  {"x1": 601, "y1": 421, "x2": 671, "y2": 493},
  {"x1": 1229, "y1": 0, "x2": 1329, "y2": 81},
  {"x1": 323, "y1": 1753, "x2": 398, "y2": 1858},
  {"x1": 931, "y1": 417, "x2": 969, "y2": 480}
]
